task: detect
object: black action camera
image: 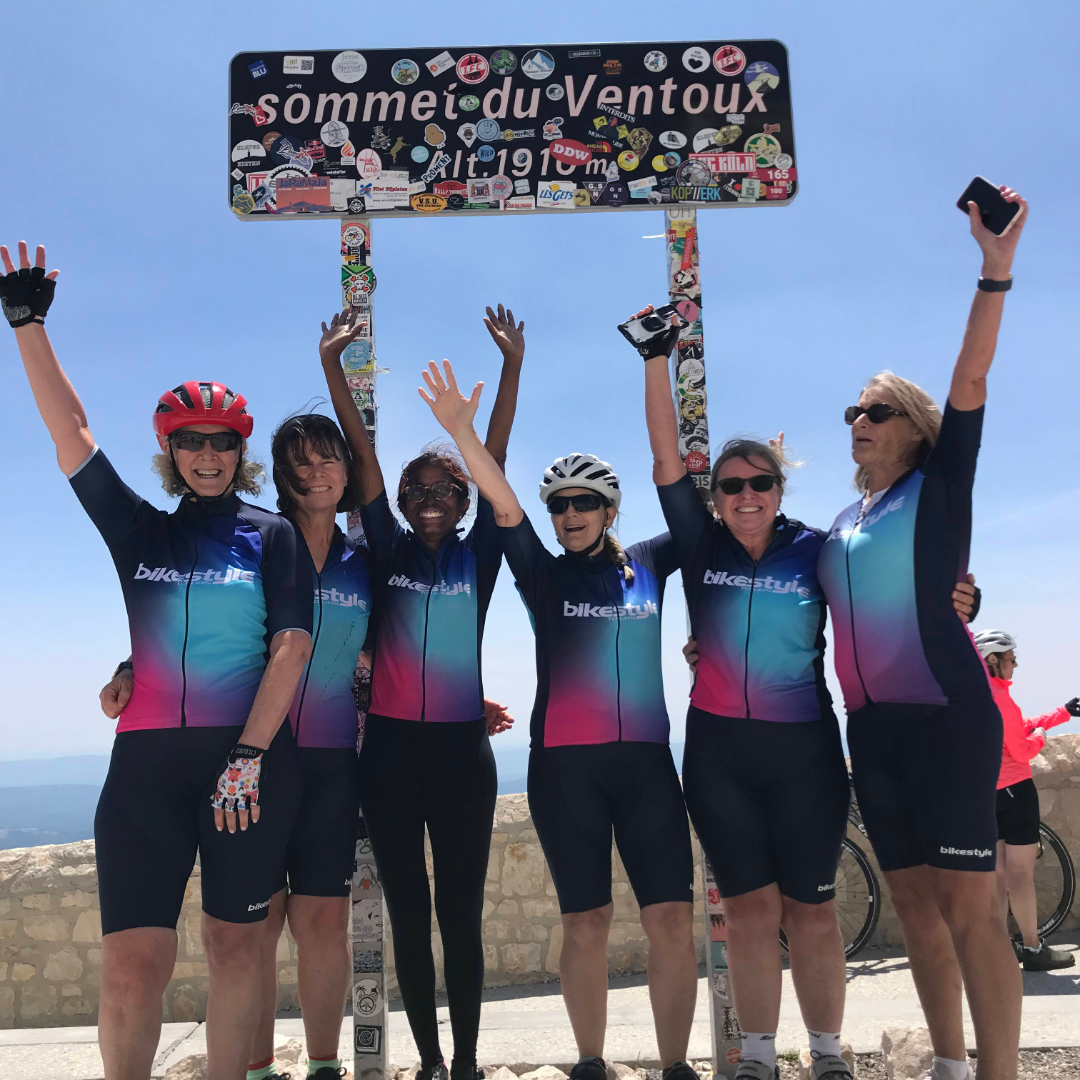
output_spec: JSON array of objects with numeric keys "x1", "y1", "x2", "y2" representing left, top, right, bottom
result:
[{"x1": 617, "y1": 304, "x2": 689, "y2": 350}]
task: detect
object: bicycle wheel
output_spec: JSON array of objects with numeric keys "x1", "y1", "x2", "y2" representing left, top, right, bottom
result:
[
  {"x1": 1031, "y1": 823, "x2": 1075, "y2": 938},
  {"x1": 780, "y1": 837, "x2": 881, "y2": 958}
]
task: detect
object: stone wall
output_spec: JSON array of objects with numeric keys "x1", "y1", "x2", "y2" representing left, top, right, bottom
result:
[{"x1": 2, "y1": 735, "x2": 1078, "y2": 1027}]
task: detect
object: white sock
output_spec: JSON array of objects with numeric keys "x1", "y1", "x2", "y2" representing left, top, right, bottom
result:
[
  {"x1": 807, "y1": 1030, "x2": 841, "y2": 1060},
  {"x1": 740, "y1": 1032, "x2": 777, "y2": 1070},
  {"x1": 932, "y1": 1056, "x2": 971, "y2": 1080}
]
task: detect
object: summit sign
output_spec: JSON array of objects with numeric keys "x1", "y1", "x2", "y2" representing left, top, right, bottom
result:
[{"x1": 228, "y1": 39, "x2": 796, "y2": 219}]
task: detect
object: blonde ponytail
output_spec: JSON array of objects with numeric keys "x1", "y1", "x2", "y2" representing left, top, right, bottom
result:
[{"x1": 603, "y1": 532, "x2": 635, "y2": 584}]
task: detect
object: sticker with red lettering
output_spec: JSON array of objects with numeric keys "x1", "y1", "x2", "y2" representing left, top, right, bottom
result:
[
  {"x1": 549, "y1": 139, "x2": 593, "y2": 165},
  {"x1": 712, "y1": 45, "x2": 746, "y2": 76},
  {"x1": 456, "y1": 53, "x2": 489, "y2": 84}
]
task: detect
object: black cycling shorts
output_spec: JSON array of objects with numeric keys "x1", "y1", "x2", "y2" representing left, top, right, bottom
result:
[
  {"x1": 95, "y1": 725, "x2": 302, "y2": 935},
  {"x1": 286, "y1": 747, "x2": 361, "y2": 898},
  {"x1": 997, "y1": 778, "x2": 1041, "y2": 847},
  {"x1": 681, "y1": 706, "x2": 850, "y2": 905},
  {"x1": 528, "y1": 741, "x2": 694, "y2": 915},
  {"x1": 847, "y1": 700, "x2": 1002, "y2": 873}
]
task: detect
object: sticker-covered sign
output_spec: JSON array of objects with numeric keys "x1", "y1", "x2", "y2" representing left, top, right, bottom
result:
[{"x1": 229, "y1": 39, "x2": 795, "y2": 219}]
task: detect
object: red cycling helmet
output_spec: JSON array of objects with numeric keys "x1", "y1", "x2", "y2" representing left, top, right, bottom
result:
[{"x1": 153, "y1": 381, "x2": 254, "y2": 439}]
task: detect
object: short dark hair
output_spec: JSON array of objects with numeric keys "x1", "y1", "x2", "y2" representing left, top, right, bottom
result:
[
  {"x1": 709, "y1": 437, "x2": 788, "y2": 495},
  {"x1": 397, "y1": 444, "x2": 471, "y2": 517},
  {"x1": 271, "y1": 413, "x2": 360, "y2": 517}
]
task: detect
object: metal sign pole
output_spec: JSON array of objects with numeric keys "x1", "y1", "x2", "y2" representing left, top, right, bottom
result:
[
  {"x1": 340, "y1": 217, "x2": 390, "y2": 1080},
  {"x1": 665, "y1": 208, "x2": 740, "y2": 1079}
]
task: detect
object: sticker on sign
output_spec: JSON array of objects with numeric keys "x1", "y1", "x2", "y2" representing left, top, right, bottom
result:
[{"x1": 689, "y1": 152, "x2": 756, "y2": 174}]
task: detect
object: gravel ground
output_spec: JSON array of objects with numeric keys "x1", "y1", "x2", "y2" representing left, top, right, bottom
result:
[{"x1": 770, "y1": 1048, "x2": 1080, "y2": 1077}]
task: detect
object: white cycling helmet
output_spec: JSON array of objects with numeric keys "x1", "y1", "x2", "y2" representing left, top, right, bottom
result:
[
  {"x1": 539, "y1": 453, "x2": 622, "y2": 511},
  {"x1": 973, "y1": 629, "x2": 1017, "y2": 659}
]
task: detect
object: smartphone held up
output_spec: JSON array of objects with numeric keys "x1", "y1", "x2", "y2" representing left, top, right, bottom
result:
[{"x1": 957, "y1": 176, "x2": 1021, "y2": 236}]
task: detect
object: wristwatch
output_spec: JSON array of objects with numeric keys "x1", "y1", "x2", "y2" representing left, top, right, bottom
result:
[{"x1": 977, "y1": 276, "x2": 1012, "y2": 292}]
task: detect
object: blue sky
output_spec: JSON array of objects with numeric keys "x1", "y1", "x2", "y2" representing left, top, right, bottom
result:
[{"x1": 2, "y1": 1, "x2": 1078, "y2": 760}]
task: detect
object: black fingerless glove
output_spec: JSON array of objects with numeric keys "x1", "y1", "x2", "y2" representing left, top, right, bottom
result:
[
  {"x1": 636, "y1": 323, "x2": 680, "y2": 361},
  {"x1": 0, "y1": 267, "x2": 56, "y2": 328},
  {"x1": 1066, "y1": 697, "x2": 1080, "y2": 717},
  {"x1": 968, "y1": 585, "x2": 982, "y2": 623}
]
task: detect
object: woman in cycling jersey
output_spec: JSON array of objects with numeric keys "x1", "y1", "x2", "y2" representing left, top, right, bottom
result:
[
  {"x1": 816, "y1": 186, "x2": 1029, "y2": 1080},
  {"x1": 2, "y1": 241, "x2": 313, "y2": 1080},
  {"x1": 973, "y1": 629, "x2": 1077, "y2": 973},
  {"x1": 417, "y1": 360, "x2": 699, "y2": 1080},
  {"x1": 318, "y1": 306, "x2": 524, "y2": 1080}
]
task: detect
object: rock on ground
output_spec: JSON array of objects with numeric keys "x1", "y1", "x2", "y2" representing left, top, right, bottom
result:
[
  {"x1": 519, "y1": 1067, "x2": 569, "y2": 1080},
  {"x1": 487, "y1": 1068, "x2": 520, "y2": 1080},
  {"x1": 163, "y1": 1055, "x2": 208, "y2": 1080},
  {"x1": 880, "y1": 1027, "x2": 935, "y2": 1080},
  {"x1": 797, "y1": 1042, "x2": 856, "y2": 1079}
]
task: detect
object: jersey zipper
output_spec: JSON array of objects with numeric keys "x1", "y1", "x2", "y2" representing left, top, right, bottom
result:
[
  {"x1": 294, "y1": 568, "x2": 324, "y2": 743},
  {"x1": 845, "y1": 506, "x2": 874, "y2": 706},
  {"x1": 614, "y1": 574, "x2": 623, "y2": 742},
  {"x1": 419, "y1": 555, "x2": 436, "y2": 721},
  {"x1": 742, "y1": 558, "x2": 758, "y2": 719},
  {"x1": 179, "y1": 532, "x2": 199, "y2": 727}
]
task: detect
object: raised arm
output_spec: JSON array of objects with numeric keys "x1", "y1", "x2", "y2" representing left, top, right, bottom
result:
[
  {"x1": 481, "y1": 303, "x2": 525, "y2": 470},
  {"x1": 319, "y1": 309, "x2": 385, "y2": 504},
  {"x1": 2, "y1": 242, "x2": 93, "y2": 474},
  {"x1": 418, "y1": 360, "x2": 523, "y2": 527},
  {"x1": 623, "y1": 304, "x2": 686, "y2": 485},
  {"x1": 949, "y1": 186, "x2": 1028, "y2": 411}
]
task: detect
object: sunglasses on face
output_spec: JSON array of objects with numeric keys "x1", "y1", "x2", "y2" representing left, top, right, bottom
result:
[
  {"x1": 714, "y1": 474, "x2": 780, "y2": 497},
  {"x1": 405, "y1": 481, "x2": 462, "y2": 503},
  {"x1": 170, "y1": 430, "x2": 242, "y2": 453},
  {"x1": 844, "y1": 403, "x2": 908, "y2": 425},
  {"x1": 547, "y1": 493, "x2": 605, "y2": 515}
]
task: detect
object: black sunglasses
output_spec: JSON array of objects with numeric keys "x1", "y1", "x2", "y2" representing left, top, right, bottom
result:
[
  {"x1": 844, "y1": 403, "x2": 908, "y2": 425},
  {"x1": 714, "y1": 474, "x2": 780, "y2": 497},
  {"x1": 547, "y1": 493, "x2": 605, "y2": 515},
  {"x1": 170, "y1": 430, "x2": 242, "y2": 453},
  {"x1": 405, "y1": 481, "x2": 463, "y2": 503}
]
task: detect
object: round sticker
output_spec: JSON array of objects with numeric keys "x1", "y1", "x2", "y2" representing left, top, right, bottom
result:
[
  {"x1": 652, "y1": 155, "x2": 669, "y2": 173},
  {"x1": 714, "y1": 125, "x2": 742, "y2": 147},
  {"x1": 676, "y1": 159, "x2": 712, "y2": 186},
  {"x1": 521, "y1": 49, "x2": 555, "y2": 79},
  {"x1": 476, "y1": 118, "x2": 501, "y2": 142},
  {"x1": 261, "y1": 131, "x2": 282, "y2": 153},
  {"x1": 332, "y1": 50, "x2": 367, "y2": 84},
  {"x1": 231, "y1": 192, "x2": 255, "y2": 215},
  {"x1": 512, "y1": 148, "x2": 530, "y2": 167},
  {"x1": 456, "y1": 52, "x2": 489, "y2": 84},
  {"x1": 676, "y1": 300, "x2": 700, "y2": 324},
  {"x1": 617, "y1": 150, "x2": 639, "y2": 171},
  {"x1": 663, "y1": 151, "x2": 682, "y2": 169},
  {"x1": 693, "y1": 129, "x2": 720, "y2": 152},
  {"x1": 659, "y1": 130, "x2": 687, "y2": 150},
  {"x1": 477, "y1": 145, "x2": 496, "y2": 162},
  {"x1": 545, "y1": 83, "x2": 565, "y2": 101},
  {"x1": 320, "y1": 120, "x2": 349, "y2": 148},
  {"x1": 489, "y1": 174, "x2": 513, "y2": 200},
  {"x1": 682, "y1": 46, "x2": 710, "y2": 73},
  {"x1": 726, "y1": 1050, "x2": 742, "y2": 1066},
  {"x1": 775, "y1": 152, "x2": 793, "y2": 169},
  {"x1": 603, "y1": 181, "x2": 629, "y2": 207},
  {"x1": 356, "y1": 148, "x2": 382, "y2": 178},
  {"x1": 713, "y1": 45, "x2": 746, "y2": 76},
  {"x1": 459, "y1": 94, "x2": 480, "y2": 111},
  {"x1": 745, "y1": 61, "x2": 780, "y2": 92},
  {"x1": 644, "y1": 50, "x2": 667, "y2": 73},
  {"x1": 342, "y1": 224, "x2": 368, "y2": 249},
  {"x1": 269, "y1": 135, "x2": 303, "y2": 166},
  {"x1": 744, "y1": 132, "x2": 781, "y2": 166},
  {"x1": 391, "y1": 58, "x2": 420, "y2": 85},
  {"x1": 411, "y1": 145, "x2": 430, "y2": 163},
  {"x1": 446, "y1": 194, "x2": 465, "y2": 211},
  {"x1": 685, "y1": 450, "x2": 708, "y2": 473},
  {"x1": 490, "y1": 49, "x2": 517, "y2": 75}
]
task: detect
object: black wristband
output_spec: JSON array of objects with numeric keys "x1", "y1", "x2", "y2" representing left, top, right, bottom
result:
[{"x1": 977, "y1": 276, "x2": 1012, "y2": 292}]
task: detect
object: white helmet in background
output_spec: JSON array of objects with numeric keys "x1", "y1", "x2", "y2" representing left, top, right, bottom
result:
[
  {"x1": 539, "y1": 453, "x2": 622, "y2": 511},
  {"x1": 973, "y1": 629, "x2": 1017, "y2": 659}
]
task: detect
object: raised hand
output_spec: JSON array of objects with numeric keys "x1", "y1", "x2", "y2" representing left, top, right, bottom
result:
[
  {"x1": 483, "y1": 304, "x2": 525, "y2": 365},
  {"x1": 622, "y1": 303, "x2": 680, "y2": 361},
  {"x1": 418, "y1": 360, "x2": 483, "y2": 437},
  {"x1": 769, "y1": 431, "x2": 785, "y2": 456},
  {"x1": 966, "y1": 186, "x2": 1028, "y2": 277},
  {"x1": 0, "y1": 242, "x2": 60, "y2": 329},
  {"x1": 319, "y1": 307, "x2": 366, "y2": 363}
]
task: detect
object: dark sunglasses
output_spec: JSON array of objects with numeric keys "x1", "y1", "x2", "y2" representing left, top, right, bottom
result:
[
  {"x1": 714, "y1": 474, "x2": 780, "y2": 497},
  {"x1": 844, "y1": 403, "x2": 908, "y2": 425},
  {"x1": 169, "y1": 430, "x2": 242, "y2": 453},
  {"x1": 547, "y1": 493, "x2": 605, "y2": 515},
  {"x1": 405, "y1": 481, "x2": 463, "y2": 503}
]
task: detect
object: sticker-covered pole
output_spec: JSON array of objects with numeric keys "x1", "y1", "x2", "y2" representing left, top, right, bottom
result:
[
  {"x1": 340, "y1": 217, "x2": 389, "y2": 1080},
  {"x1": 665, "y1": 208, "x2": 739, "y2": 1079}
]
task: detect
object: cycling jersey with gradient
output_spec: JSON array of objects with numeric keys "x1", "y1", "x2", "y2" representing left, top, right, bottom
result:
[
  {"x1": 817, "y1": 403, "x2": 991, "y2": 714},
  {"x1": 290, "y1": 528, "x2": 371, "y2": 748},
  {"x1": 361, "y1": 492, "x2": 502, "y2": 722},
  {"x1": 658, "y1": 472, "x2": 832, "y2": 724},
  {"x1": 499, "y1": 513, "x2": 680, "y2": 747},
  {"x1": 68, "y1": 448, "x2": 312, "y2": 731}
]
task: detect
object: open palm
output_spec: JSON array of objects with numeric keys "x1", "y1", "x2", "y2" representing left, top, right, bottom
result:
[
  {"x1": 319, "y1": 308, "x2": 366, "y2": 362},
  {"x1": 483, "y1": 304, "x2": 525, "y2": 364},
  {"x1": 419, "y1": 360, "x2": 483, "y2": 436}
]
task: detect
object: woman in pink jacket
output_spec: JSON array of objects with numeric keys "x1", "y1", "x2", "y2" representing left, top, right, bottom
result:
[{"x1": 974, "y1": 630, "x2": 1078, "y2": 971}]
